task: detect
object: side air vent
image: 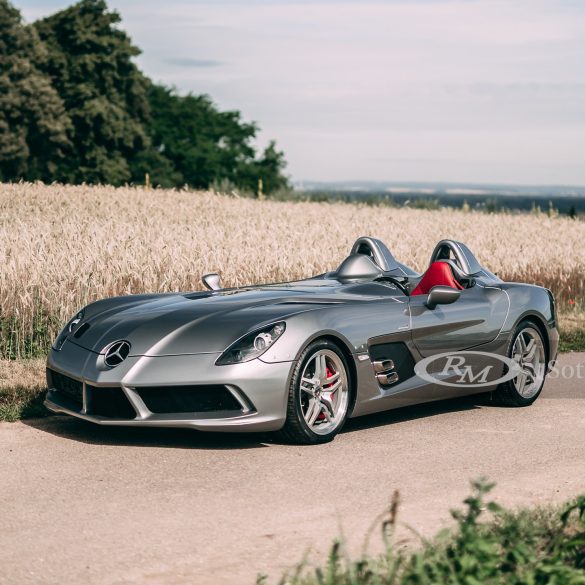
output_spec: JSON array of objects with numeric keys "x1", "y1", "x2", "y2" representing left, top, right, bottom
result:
[
  {"x1": 372, "y1": 358, "x2": 399, "y2": 386},
  {"x1": 368, "y1": 342, "x2": 416, "y2": 387}
]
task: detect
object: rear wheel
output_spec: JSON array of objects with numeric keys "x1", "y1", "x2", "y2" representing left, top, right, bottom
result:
[
  {"x1": 280, "y1": 340, "x2": 351, "y2": 445},
  {"x1": 493, "y1": 320, "x2": 547, "y2": 406}
]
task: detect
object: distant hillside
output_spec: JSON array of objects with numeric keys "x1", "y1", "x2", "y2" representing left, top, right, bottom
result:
[{"x1": 295, "y1": 180, "x2": 585, "y2": 213}]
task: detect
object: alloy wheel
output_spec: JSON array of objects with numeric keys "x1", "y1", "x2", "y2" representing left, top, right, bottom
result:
[
  {"x1": 299, "y1": 349, "x2": 349, "y2": 436},
  {"x1": 511, "y1": 327, "x2": 546, "y2": 399}
]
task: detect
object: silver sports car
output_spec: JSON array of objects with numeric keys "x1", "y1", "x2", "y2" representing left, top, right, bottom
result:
[{"x1": 45, "y1": 237, "x2": 558, "y2": 444}]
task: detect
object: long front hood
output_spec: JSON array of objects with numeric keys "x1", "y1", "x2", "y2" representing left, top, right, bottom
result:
[{"x1": 68, "y1": 289, "x2": 339, "y2": 357}]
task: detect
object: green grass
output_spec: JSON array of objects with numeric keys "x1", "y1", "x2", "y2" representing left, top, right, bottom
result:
[
  {"x1": 560, "y1": 329, "x2": 585, "y2": 353},
  {"x1": 0, "y1": 312, "x2": 60, "y2": 360},
  {"x1": 0, "y1": 386, "x2": 48, "y2": 421},
  {"x1": 264, "y1": 479, "x2": 585, "y2": 585},
  {"x1": 559, "y1": 313, "x2": 585, "y2": 352},
  {"x1": 0, "y1": 358, "x2": 48, "y2": 421}
]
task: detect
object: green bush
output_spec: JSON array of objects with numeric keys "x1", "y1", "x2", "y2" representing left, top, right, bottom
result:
[{"x1": 265, "y1": 479, "x2": 585, "y2": 585}]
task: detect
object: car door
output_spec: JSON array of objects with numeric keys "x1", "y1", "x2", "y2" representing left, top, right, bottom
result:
[{"x1": 409, "y1": 284, "x2": 509, "y2": 357}]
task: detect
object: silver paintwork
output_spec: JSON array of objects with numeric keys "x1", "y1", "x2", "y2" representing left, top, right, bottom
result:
[{"x1": 45, "y1": 237, "x2": 559, "y2": 434}]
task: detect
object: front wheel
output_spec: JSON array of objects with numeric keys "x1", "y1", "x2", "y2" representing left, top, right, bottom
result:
[
  {"x1": 280, "y1": 340, "x2": 351, "y2": 445},
  {"x1": 493, "y1": 321, "x2": 547, "y2": 406}
]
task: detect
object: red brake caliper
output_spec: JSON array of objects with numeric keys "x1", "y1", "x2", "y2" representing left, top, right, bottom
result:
[{"x1": 317, "y1": 365, "x2": 336, "y2": 420}]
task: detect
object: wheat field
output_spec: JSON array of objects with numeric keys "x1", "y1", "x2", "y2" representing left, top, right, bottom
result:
[{"x1": 1, "y1": 183, "x2": 584, "y2": 358}]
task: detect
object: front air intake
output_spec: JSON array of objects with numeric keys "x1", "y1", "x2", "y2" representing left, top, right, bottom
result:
[
  {"x1": 136, "y1": 385, "x2": 243, "y2": 414},
  {"x1": 47, "y1": 369, "x2": 83, "y2": 406},
  {"x1": 86, "y1": 385, "x2": 137, "y2": 419}
]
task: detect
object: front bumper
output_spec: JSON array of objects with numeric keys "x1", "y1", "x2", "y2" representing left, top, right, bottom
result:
[{"x1": 45, "y1": 342, "x2": 294, "y2": 432}]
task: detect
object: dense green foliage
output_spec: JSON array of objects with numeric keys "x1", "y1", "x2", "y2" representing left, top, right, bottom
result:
[
  {"x1": 0, "y1": 0, "x2": 70, "y2": 181},
  {"x1": 34, "y1": 0, "x2": 151, "y2": 185},
  {"x1": 146, "y1": 85, "x2": 287, "y2": 191},
  {"x1": 269, "y1": 479, "x2": 585, "y2": 585},
  {"x1": 0, "y1": 0, "x2": 288, "y2": 192}
]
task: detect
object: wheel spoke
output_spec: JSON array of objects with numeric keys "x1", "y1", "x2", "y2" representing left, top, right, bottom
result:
[
  {"x1": 516, "y1": 371, "x2": 527, "y2": 394},
  {"x1": 300, "y1": 377, "x2": 316, "y2": 395},
  {"x1": 512, "y1": 339, "x2": 523, "y2": 361},
  {"x1": 325, "y1": 371, "x2": 340, "y2": 384},
  {"x1": 323, "y1": 379, "x2": 341, "y2": 393},
  {"x1": 314, "y1": 354, "x2": 327, "y2": 383},
  {"x1": 517, "y1": 333, "x2": 527, "y2": 353},
  {"x1": 320, "y1": 392, "x2": 336, "y2": 415},
  {"x1": 306, "y1": 399, "x2": 322, "y2": 426},
  {"x1": 524, "y1": 339, "x2": 536, "y2": 361}
]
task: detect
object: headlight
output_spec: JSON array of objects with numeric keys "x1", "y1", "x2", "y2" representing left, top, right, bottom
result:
[
  {"x1": 52, "y1": 309, "x2": 85, "y2": 350},
  {"x1": 216, "y1": 322, "x2": 286, "y2": 365}
]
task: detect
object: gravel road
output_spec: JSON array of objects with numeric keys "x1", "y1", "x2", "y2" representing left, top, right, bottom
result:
[{"x1": 1, "y1": 353, "x2": 584, "y2": 585}]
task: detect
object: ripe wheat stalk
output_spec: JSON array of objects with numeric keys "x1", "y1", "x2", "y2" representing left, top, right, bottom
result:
[{"x1": 1, "y1": 183, "x2": 583, "y2": 358}]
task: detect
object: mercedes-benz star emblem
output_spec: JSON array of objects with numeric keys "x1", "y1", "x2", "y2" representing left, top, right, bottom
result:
[{"x1": 103, "y1": 340, "x2": 131, "y2": 367}]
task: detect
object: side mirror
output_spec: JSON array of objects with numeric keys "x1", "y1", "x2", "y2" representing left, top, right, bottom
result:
[
  {"x1": 202, "y1": 273, "x2": 222, "y2": 291},
  {"x1": 426, "y1": 285, "x2": 461, "y2": 310}
]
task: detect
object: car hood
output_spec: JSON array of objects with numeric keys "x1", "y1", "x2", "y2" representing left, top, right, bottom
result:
[{"x1": 67, "y1": 284, "x2": 376, "y2": 357}]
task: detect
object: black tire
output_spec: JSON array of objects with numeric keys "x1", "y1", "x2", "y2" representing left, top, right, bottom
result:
[
  {"x1": 279, "y1": 339, "x2": 351, "y2": 445},
  {"x1": 492, "y1": 319, "x2": 547, "y2": 407}
]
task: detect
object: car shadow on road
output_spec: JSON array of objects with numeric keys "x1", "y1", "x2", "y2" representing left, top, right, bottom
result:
[
  {"x1": 22, "y1": 394, "x2": 491, "y2": 449},
  {"x1": 341, "y1": 394, "x2": 488, "y2": 434},
  {"x1": 22, "y1": 416, "x2": 273, "y2": 450}
]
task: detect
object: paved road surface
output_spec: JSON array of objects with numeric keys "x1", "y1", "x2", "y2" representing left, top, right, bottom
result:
[{"x1": 1, "y1": 353, "x2": 584, "y2": 585}]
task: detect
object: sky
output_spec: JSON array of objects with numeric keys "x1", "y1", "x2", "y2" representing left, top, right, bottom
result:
[{"x1": 18, "y1": 0, "x2": 585, "y2": 186}]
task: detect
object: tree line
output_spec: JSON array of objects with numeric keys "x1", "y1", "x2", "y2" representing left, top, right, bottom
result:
[{"x1": 0, "y1": 0, "x2": 288, "y2": 192}]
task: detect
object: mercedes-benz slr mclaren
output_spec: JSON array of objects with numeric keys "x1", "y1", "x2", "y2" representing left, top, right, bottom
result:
[{"x1": 45, "y1": 237, "x2": 558, "y2": 444}]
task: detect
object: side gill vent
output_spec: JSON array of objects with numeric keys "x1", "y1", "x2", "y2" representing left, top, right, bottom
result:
[
  {"x1": 372, "y1": 359, "x2": 399, "y2": 386},
  {"x1": 368, "y1": 342, "x2": 416, "y2": 387}
]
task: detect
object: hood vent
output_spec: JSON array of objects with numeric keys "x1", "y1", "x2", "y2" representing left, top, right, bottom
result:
[{"x1": 73, "y1": 322, "x2": 90, "y2": 338}]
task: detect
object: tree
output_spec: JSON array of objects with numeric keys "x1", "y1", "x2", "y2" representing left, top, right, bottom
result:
[
  {"x1": 252, "y1": 140, "x2": 288, "y2": 194},
  {"x1": 34, "y1": 0, "x2": 151, "y2": 185},
  {"x1": 145, "y1": 84, "x2": 288, "y2": 193},
  {"x1": 0, "y1": 0, "x2": 71, "y2": 181},
  {"x1": 2, "y1": 0, "x2": 289, "y2": 191}
]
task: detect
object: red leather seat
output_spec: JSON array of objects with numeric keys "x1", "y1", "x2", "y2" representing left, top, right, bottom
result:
[{"x1": 411, "y1": 262, "x2": 463, "y2": 296}]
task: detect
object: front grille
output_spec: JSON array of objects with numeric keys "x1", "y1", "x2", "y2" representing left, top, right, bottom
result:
[
  {"x1": 86, "y1": 386, "x2": 137, "y2": 419},
  {"x1": 47, "y1": 369, "x2": 83, "y2": 406},
  {"x1": 136, "y1": 385, "x2": 242, "y2": 414}
]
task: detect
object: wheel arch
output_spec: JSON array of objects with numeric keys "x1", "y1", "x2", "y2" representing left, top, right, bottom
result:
[{"x1": 499, "y1": 283, "x2": 556, "y2": 365}]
